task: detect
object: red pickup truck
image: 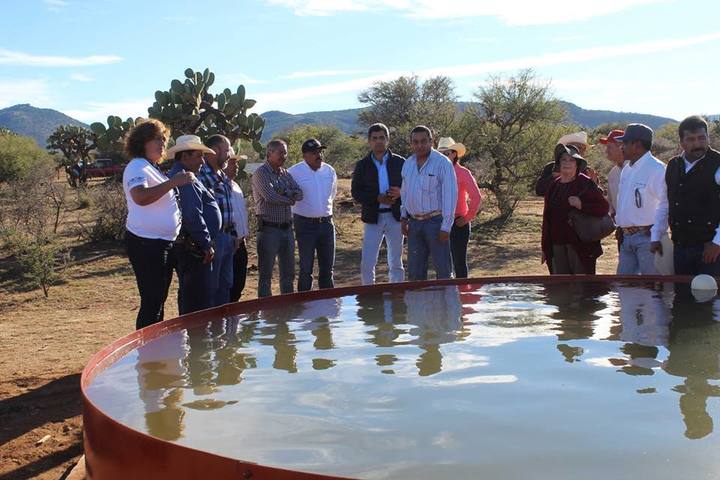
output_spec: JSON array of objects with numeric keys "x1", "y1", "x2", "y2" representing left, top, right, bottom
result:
[
  {"x1": 66, "y1": 159, "x2": 125, "y2": 187},
  {"x1": 84, "y1": 159, "x2": 125, "y2": 179}
]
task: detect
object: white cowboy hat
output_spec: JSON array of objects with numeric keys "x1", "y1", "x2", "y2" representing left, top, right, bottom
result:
[
  {"x1": 557, "y1": 131, "x2": 593, "y2": 149},
  {"x1": 165, "y1": 134, "x2": 215, "y2": 159},
  {"x1": 437, "y1": 136, "x2": 467, "y2": 158}
]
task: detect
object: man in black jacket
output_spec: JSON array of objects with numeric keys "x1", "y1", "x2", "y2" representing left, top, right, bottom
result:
[
  {"x1": 351, "y1": 123, "x2": 405, "y2": 284},
  {"x1": 652, "y1": 115, "x2": 720, "y2": 275}
]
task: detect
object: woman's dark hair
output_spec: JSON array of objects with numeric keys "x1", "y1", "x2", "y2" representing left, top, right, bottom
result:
[{"x1": 124, "y1": 119, "x2": 170, "y2": 159}]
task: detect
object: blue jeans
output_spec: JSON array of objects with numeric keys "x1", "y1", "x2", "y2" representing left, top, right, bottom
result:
[
  {"x1": 407, "y1": 216, "x2": 452, "y2": 280},
  {"x1": 256, "y1": 225, "x2": 295, "y2": 297},
  {"x1": 617, "y1": 231, "x2": 659, "y2": 275},
  {"x1": 208, "y1": 231, "x2": 234, "y2": 307},
  {"x1": 294, "y1": 215, "x2": 335, "y2": 292},
  {"x1": 674, "y1": 242, "x2": 720, "y2": 276},
  {"x1": 175, "y1": 244, "x2": 213, "y2": 315}
]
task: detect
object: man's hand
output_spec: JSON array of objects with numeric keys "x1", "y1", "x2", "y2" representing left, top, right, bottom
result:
[
  {"x1": 568, "y1": 196, "x2": 582, "y2": 210},
  {"x1": 203, "y1": 246, "x2": 215, "y2": 265},
  {"x1": 650, "y1": 241, "x2": 663, "y2": 256},
  {"x1": 401, "y1": 219, "x2": 409, "y2": 236},
  {"x1": 171, "y1": 171, "x2": 195, "y2": 187},
  {"x1": 454, "y1": 217, "x2": 469, "y2": 227},
  {"x1": 235, "y1": 236, "x2": 245, "y2": 252},
  {"x1": 438, "y1": 230, "x2": 449, "y2": 243},
  {"x1": 387, "y1": 186, "x2": 401, "y2": 200},
  {"x1": 377, "y1": 193, "x2": 395, "y2": 205},
  {"x1": 703, "y1": 242, "x2": 720, "y2": 264}
]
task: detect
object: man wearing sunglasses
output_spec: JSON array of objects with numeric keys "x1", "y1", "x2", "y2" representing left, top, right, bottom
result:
[
  {"x1": 615, "y1": 123, "x2": 668, "y2": 275},
  {"x1": 652, "y1": 116, "x2": 720, "y2": 275}
]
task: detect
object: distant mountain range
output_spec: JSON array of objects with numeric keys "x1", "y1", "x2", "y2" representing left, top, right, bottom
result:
[
  {"x1": 0, "y1": 104, "x2": 88, "y2": 147},
  {"x1": 1, "y1": 102, "x2": 713, "y2": 148}
]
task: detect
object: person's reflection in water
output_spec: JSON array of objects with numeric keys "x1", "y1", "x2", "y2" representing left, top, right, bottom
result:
[
  {"x1": 214, "y1": 315, "x2": 258, "y2": 386},
  {"x1": 356, "y1": 291, "x2": 408, "y2": 371},
  {"x1": 544, "y1": 282, "x2": 610, "y2": 363},
  {"x1": 403, "y1": 286, "x2": 463, "y2": 376},
  {"x1": 664, "y1": 283, "x2": 720, "y2": 439},
  {"x1": 136, "y1": 331, "x2": 189, "y2": 441},
  {"x1": 296, "y1": 298, "x2": 342, "y2": 370},
  {"x1": 185, "y1": 322, "x2": 218, "y2": 395},
  {"x1": 256, "y1": 304, "x2": 303, "y2": 373},
  {"x1": 612, "y1": 282, "x2": 672, "y2": 375}
]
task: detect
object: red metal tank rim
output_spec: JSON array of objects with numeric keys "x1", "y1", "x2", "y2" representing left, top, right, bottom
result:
[{"x1": 80, "y1": 274, "x2": 696, "y2": 480}]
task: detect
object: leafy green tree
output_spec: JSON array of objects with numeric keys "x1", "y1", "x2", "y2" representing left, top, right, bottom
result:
[
  {"x1": 46, "y1": 125, "x2": 95, "y2": 168},
  {"x1": 0, "y1": 133, "x2": 54, "y2": 183},
  {"x1": 453, "y1": 69, "x2": 565, "y2": 221},
  {"x1": 278, "y1": 124, "x2": 367, "y2": 177},
  {"x1": 358, "y1": 75, "x2": 457, "y2": 156},
  {"x1": 147, "y1": 67, "x2": 264, "y2": 152}
]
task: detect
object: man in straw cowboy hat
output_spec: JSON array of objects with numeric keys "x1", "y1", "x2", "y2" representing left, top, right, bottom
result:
[
  {"x1": 535, "y1": 131, "x2": 598, "y2": 197},
  {"x1": 400, "y1": 125, "x2": 457, "y2": 280},
  {"x1": 437, "y1": 137, "x2": 481, "y2": 278},
  {"x1": 167, "y1": 135, "x2": 221, "y2": 314},
  {"x1": 351, "y1": 123, "x2": 405, "y2": 285}
]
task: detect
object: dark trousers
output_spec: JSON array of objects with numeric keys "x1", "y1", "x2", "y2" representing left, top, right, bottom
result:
[
  {"x1": 125, "y1": 230, "x2": 175, "y2": 330},
  {"x1": 450, "y1": 221, "x2": 470, "y2": 278},
  {"x1": 229, "y1": 241, "x2": 248, "y2": 302},
  {"x1": 674, "y1": 243, "x2": 720, "y2": 276},
  {"x1": 175, "y1": 245, "x2": 213, "y2": 315},
  {"x1": 294, "y1": 215, "x2": 335, "y2": 292}
]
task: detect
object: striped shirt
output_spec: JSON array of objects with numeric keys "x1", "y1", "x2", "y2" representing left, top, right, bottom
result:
[
  {"x1": 198, "y1": 162, "x2": 234, "y2": 229},
  {"x1": 401, "y1": 149, "x2": 458, "y2": 232},
  {"x1": 251, "y1": 161, "x2": 303, "y2": 224}
]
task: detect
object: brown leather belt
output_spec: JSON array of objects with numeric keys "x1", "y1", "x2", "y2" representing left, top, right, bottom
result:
[
  {"x1": 410, "y1": 210, "x2": 442, "y2": 221},
  {"x1": 621, "y1": 225, "x2": 652, "y2": 235}
]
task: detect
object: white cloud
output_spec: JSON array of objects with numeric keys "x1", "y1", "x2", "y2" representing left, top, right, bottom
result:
[
  {"x1": 0, "y1": 48, "x2": 122, "y2": 67},
  {"x1": 256, "y1": 32, "x2": 720, "y2": 111},
  {"x1": 281, "y1": 69, "x2": 375, "y2": 80},
  {"x1": 0, "y1": 79, "x2": 52, "y2": 108},
  {"x1": 63, "y1": 99, "x2": 151, "y2": 124},
  {"x1": 216, "y1": 72, "x2": 266, "y2": 86},
  {"x1": 265, "y1": 0, "x2": 670, "y2": 25},
  {"x1": 44, "y1": 0, "x2": 68, "y2": 12},
  {"x1": 70, "y1": 72, "x2": 94, "y2": 82}
]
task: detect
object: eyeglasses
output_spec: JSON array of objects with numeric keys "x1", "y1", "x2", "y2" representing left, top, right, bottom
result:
[{"x1": 634, "y1": 187, "x2": 642, "y2": 208}]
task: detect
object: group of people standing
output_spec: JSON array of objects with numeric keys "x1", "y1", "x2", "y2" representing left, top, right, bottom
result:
[
  {"x1": 540, "y1": 115, "x2": 720, "y2": 277},
  {"x1": 122, "y1": 120, "x2": 481, "y2": 330}
]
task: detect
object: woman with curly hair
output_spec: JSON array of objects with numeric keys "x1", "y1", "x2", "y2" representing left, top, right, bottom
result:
[{"x1": 122, "y1": 119, "x2": 193, "y2": 329}]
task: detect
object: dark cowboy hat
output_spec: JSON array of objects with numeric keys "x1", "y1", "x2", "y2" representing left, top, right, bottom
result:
[{"x1": 554, "y1": 143, "x2": 588, "y2": 171}]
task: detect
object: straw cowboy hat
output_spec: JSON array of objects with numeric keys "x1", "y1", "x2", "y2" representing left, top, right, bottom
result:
[
  {"x1": 557, "y1": 131, "x2": 593, "y2": 150},
  {"x1": 165, "y1": 134, "x2": 214, "y2": 159},
  {"x1": 437, "y1": 137, "x2": 467, "y2": 158}
]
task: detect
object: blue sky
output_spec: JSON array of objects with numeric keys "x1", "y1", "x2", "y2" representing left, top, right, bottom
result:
[{"x1": 1, "y1": 0, "x2": 719, "y2": 123}]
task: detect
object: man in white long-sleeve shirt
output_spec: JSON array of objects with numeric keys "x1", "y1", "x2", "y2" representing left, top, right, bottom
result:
[
  {"x1": 289, "y1": 138, "x2": 338, "y2": 291},
  {"x1": 400, "y1": 125, "x2": 458, "y2": 280},
  {"x1": 615, "y1": 123, "x2": 668, "y2": 275}
]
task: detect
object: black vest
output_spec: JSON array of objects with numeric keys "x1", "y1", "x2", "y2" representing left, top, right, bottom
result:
[{"x1": 666, "y1": 148, "x2": 720, "y2": 245}]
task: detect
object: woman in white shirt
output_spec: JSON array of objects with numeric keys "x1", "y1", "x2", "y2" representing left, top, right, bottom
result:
[
  {"x1": 224, "y1": 150, "x2": 250, "y2": 301},
  {"x1": 123, "y1": 119, "x2": 193, "y2": 329}
]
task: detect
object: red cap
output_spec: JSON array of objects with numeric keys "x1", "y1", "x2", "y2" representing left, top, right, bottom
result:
[{"x1": 599, "y1": 129, "x2": 624, "y2": 144}]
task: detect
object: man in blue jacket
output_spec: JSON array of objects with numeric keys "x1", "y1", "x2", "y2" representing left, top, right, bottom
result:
[
  {"x1": 167, "y1": 135, "x2": 221, "y2": 314},
  {"x1": 351, "y1": 123, "x2": 405, "y2": 284}
]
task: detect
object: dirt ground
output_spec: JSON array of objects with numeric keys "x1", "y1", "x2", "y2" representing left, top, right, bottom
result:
[{"x1": 0, "y1": 180, "x2": 619, "y2": 479}]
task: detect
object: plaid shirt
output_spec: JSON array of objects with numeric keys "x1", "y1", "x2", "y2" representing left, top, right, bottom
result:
[
  {"x1": 198, "y1": 162, "x2": 234, "y2": 230},
  {"x1": 251, "y1": 161, "x2": 303, "y2": 224}
]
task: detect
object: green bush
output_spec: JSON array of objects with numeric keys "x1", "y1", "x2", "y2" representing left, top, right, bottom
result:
[
  {"x1": 0, "y1": 133, "x2": 55, "y2": 183},
  {"x1": 79, "y1": 183, "x2": 127, "y2": 241},
  {"x1": 1, "y1": 229, "x2": 69, "y2": 298}
]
